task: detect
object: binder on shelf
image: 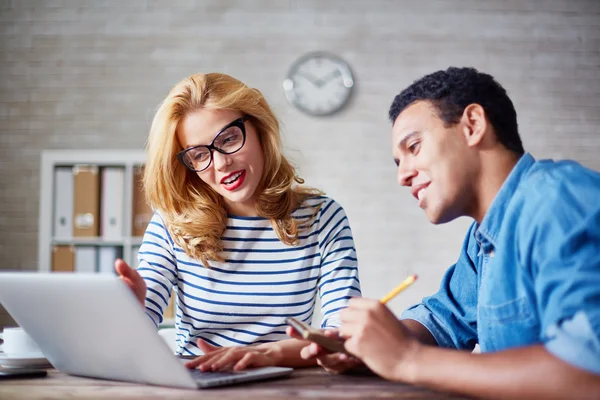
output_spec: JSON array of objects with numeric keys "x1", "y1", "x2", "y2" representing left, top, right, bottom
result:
[
  {"x1": 132, "y1": 167, "x2": 153, "y2": 237},
  {"x1": 40, "y1": 151, "x2": 149, "y2": 277},
  {"x1": 73, "y1": 165, "x2": 100, "y2": 237},
  {"x1": 100, "y1": 167, "x2": 124, "y2": 239},
  {"x1": 75, "y1": 246, "x2": 97, "y2": 273},
  {"x1": 98, "y1": 246, "x2": 121, "y2": 275},
  {"x1": 53, "y1": 168, "x2": 74, "y2": 238},
  {"x1": 51, "y1": 245, "x2": 75, "y2": 272}
]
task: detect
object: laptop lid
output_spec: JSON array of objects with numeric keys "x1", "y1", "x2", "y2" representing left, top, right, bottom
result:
[{"x1": 0, "y1": 273, "x2": 292, "y2": 389}]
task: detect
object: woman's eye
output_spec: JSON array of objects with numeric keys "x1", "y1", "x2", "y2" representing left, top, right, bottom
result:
[{"x1": 194, "y1": 152, "x2": 209, "y2": 161}]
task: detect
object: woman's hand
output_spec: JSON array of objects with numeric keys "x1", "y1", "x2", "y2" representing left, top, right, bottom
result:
[
  {"x1": 114, "y1": 258, "x2": 147, "y2": 306},
  {"x1": 286, "y1": 326, "x2": 363, "y2": 374},
  {"x1": 184, "y1": 339, "x2": 283, "y2": 371}
]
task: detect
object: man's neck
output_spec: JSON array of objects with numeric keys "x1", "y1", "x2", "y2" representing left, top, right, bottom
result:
[{"x1": 472, "y1": 150, "x2": 522, "y2": 224}]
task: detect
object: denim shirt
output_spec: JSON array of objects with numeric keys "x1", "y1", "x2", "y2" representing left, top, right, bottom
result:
[{"x1": 401, "y1": 153, "x2": 600, "y2": 375}]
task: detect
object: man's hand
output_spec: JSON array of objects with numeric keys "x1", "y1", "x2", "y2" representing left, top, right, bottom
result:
[
  {"x1": 184, "y1": 339, "x2": 283, "y2": 371},
  {"x1": 286, "y1": 326, "x2": 362, "y2": 374},
  {"x1": 114, "y1": 258, "x2": 147, "y2": 306},
  {"x1": 339, "y1": 298, "x2": 422, "y2": 382}
]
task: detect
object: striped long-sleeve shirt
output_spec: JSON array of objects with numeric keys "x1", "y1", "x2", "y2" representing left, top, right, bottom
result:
[{"x1": 137, "y1": 196, "x2": 361, "y2": 355}]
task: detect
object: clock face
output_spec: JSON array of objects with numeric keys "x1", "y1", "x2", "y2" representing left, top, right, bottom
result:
[{"x1": 283, "y1": 52, "x2": 354, "y2": 116}]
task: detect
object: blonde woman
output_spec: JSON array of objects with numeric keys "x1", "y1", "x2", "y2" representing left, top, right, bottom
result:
[{"x1": 115, "y1": 73, "x2": 361, "y2": 372}]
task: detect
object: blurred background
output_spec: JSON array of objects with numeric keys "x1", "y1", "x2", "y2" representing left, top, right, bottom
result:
[{"x1": 1, "y1": 0, "x2": 599, "y2": 328}]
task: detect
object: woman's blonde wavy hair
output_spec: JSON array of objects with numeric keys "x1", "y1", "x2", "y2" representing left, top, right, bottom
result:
[{"x1": 144, "y1": 73, "x2": 322, "y2": 266}]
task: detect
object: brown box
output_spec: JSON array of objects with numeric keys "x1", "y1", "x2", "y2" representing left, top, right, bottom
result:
[
  {"x1": 73, "y1": 165, "x2": 100, "y2": 237},
  {"x1": 132, "y1": 166, "x2": 153, "y2": 237},
  {"x1": 52, "y1": 245, "x2": 75, "y2": 272}
]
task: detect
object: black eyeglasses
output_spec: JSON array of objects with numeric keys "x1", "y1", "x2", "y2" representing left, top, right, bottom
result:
[{"x1": 177, "y1": 116, "x2": 249, "y2": 172}]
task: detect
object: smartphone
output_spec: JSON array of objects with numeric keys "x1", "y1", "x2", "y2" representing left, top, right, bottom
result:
[
  {"x1": 0, "y1": 368, "x2": 48, "y2": 379},
  {"x1": 286, "y1": 317, "x2": 348, "y2": 354}
]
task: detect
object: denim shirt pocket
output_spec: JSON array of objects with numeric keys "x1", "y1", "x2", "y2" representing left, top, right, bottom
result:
[{"x1": 479, "y1": 296, "x2": 540, "y2": 351}]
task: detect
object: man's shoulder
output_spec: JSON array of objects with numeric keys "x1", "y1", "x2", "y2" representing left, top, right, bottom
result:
[
  {"x1": 518, "y1": 158, "x2": 600, "y2": 207},
  {"x1": 524, "y1": 158, "x2": 600, "y2": 190},
  {"x1": 513, "y1": 158, "x2": 600, "y2": 230}
]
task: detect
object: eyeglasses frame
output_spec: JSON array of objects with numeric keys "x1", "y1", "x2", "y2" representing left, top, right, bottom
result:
[{"x1": 176, "y1": 115, "x2": 250, "y2": 172}]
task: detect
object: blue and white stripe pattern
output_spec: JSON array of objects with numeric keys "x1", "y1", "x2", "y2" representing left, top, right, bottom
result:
[{"x1": 137, "y1": 196, "x2": 361, "y2": 355}]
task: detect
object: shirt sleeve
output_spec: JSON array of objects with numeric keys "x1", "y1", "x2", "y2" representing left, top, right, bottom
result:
[
  {"x1": 137, "y1": 213, "x2": 178, "y2": 328},
  {"x1": 521, "y1": 179, "x2": 600, "y2": 375},
  {"x1": 316, "y1": 198, "x2": 362, "y2": 329},
  {"x1": 400, "y1": 222, "x2": 479, "y2": 350}
]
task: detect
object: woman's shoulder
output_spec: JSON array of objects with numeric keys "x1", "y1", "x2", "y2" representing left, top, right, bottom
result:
[
  {"x1": 148, "y1": 210, "x2": 170, "y2": 229},
  {"x1": 294, "y1": 194, "x2": 326, "y2": 210},
  {"x1": 293, "y1": 194, "x2": 347, "y2": 217}
]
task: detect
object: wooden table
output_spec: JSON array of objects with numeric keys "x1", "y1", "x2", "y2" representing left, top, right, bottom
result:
[{"x1": 0, "y1": 367, "x2": 471, "y2": 399}]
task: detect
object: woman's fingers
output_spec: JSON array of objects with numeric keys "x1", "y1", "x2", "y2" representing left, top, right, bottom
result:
[
  {"x1": 114, "y1": 258, "x2": 146, "y2": 304},
  {"x1": 234, "y1": 352, "x2": 262, "y2": 371},
  {"x1": 184, "y1": 340, "x2": 223, "y2": 370},
  {"x1": 196, "y1": 338, "x2": 219, "y2": 354},
  {"x1": 211, "y1": 350, "x2": 243, "y2": 371}
]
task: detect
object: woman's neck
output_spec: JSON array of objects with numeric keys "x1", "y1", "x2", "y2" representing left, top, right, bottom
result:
[{"x1": 224, "y1": 199, "x2": 259, "y2": 217}]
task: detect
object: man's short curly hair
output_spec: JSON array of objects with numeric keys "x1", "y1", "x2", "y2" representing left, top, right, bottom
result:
[{"x1": 388, "y1": 67, "x2": 524, "y2": 154}]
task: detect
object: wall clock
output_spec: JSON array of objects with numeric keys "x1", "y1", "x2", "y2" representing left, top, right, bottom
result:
[{"x1": 283, "y1": 52, "x2": 355, "y2": 116}]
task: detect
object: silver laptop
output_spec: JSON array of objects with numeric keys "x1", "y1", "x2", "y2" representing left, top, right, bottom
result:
[{"x1": 0, "y1": 273, "x2": 293, "y2": 388}]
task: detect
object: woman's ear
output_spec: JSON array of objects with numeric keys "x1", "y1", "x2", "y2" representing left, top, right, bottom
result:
[{"x1": 461, "y1": 104, "x2": 488, "y2": 147}]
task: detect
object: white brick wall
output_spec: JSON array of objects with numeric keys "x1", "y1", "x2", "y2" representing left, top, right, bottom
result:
[{"x1": 1, "y1": 0, "x2": 599, "y2": 327}]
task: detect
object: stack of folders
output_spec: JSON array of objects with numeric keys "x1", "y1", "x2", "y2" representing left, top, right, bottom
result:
[{"x1": 51, "y1": 165, "x2": 153, "y2": 274}]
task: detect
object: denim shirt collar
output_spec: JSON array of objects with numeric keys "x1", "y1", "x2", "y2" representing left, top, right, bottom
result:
[{"x1": 475, "y1": 153, "x2": 536, "y2": 249}]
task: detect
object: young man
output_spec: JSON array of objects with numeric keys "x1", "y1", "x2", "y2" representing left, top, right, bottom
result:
[{"x1": 289, "y1": 67, "x2": 600, "y2": 399}]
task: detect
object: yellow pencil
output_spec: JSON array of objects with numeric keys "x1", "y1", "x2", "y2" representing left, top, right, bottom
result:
[{"x1": 379, "y1": 274, "x2": 418, "y2": 304}]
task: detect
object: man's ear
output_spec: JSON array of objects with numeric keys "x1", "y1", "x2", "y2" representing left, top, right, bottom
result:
[{"x1": 461, "y1": 104, "x2": 488, "y2": 147}]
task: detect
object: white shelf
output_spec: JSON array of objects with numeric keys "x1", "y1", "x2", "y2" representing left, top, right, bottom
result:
[
  {"x1": 51, "y1": 237, "x2": 144, "y2": 246},
  {"x1": 38, "y1": 149, "x2": 147, "y2": 272}
]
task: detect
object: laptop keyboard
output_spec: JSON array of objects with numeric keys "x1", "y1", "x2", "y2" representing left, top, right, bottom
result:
[{"x1": 188, "y1": 369, "x2": 245, "y2": 379}]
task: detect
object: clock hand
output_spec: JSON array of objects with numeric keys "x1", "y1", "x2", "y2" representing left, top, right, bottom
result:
[
  {"x1": 315, "y1": 69, "x2": 341, "y2": 87},
  {"x1": 295, "y1": 71, "x2": 320, "y2": 86}
]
